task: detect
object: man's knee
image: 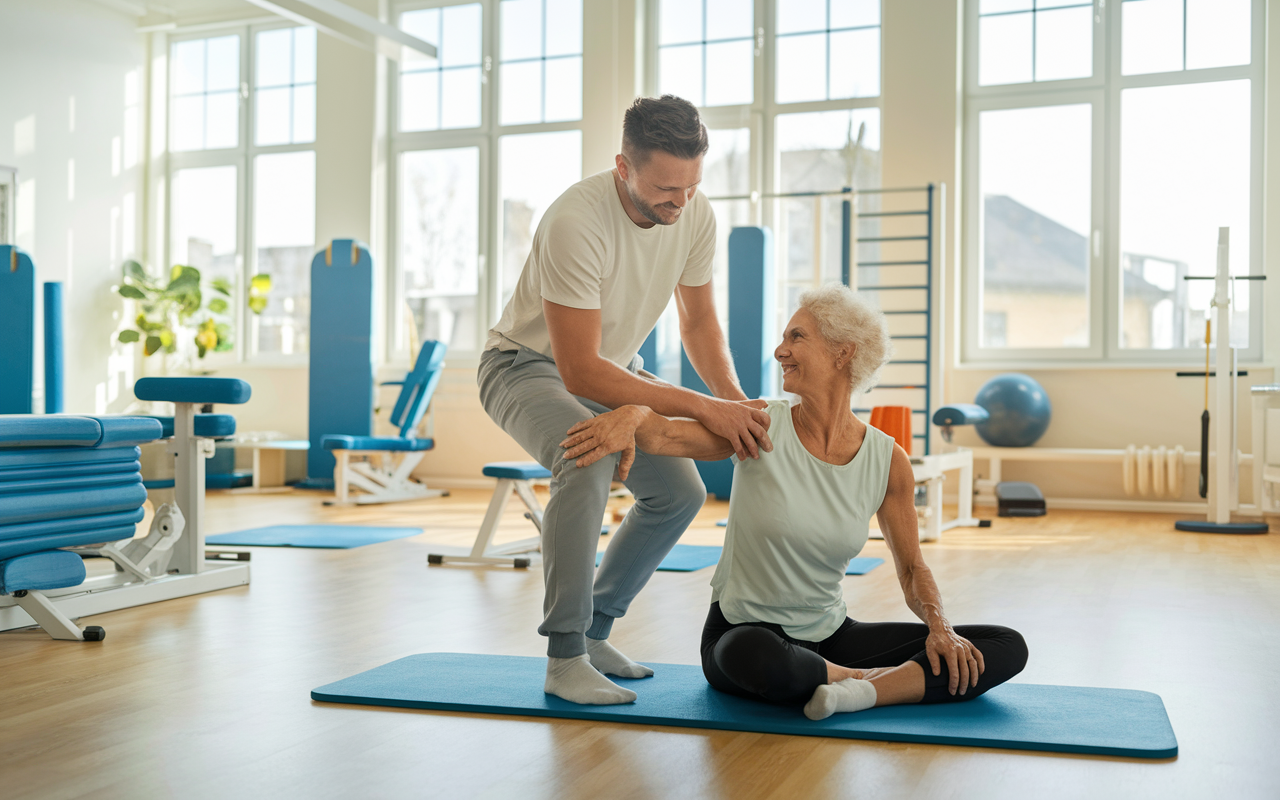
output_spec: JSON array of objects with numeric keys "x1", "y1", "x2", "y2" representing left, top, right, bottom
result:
[{"x1": 635, "y1": 459, "x2": 706, "y2": 516}]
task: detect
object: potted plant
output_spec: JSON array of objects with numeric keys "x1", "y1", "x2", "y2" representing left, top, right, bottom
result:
[{"x1": 115, "y1": 260, "x2": 271, "y2": 367}]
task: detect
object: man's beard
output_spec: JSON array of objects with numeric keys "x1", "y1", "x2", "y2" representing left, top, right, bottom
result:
[{"x1": 624, "y1": 182, "x2": 681, "y2": 226}]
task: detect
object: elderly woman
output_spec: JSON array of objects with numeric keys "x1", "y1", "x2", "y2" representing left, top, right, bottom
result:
[{"x1": 559, "y1": 285, "x2": 1027, "y2": 719}]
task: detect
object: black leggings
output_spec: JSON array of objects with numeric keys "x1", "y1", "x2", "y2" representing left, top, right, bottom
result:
[{"x1": 701, "y1": 603, "x2": 1028, "y2": 706}]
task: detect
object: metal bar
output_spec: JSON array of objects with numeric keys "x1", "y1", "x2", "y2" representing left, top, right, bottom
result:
[
  {"x1": 857, "y1": 260, "x2": 930, "y2": 267},
  {"x1": 705, "y1": 186, "x2": 933, "y2": 202},
  {"x1": 925, "y1": 183, "x2": 935, "y2": 455},
  {"x1": 857, "y1": 236, "x2": 929, "y2": 242},
  {"x1": 841, "y1": 187, "x2": 852, "y2": 287},
  {"x1": 857, "y1": 284, "x2": 929, "y2": 290},
  {"x1": 856, "y1": 211, "x2": 929, "y2": 218},
  {"x1": 890, "y1": 334, "x2": 929, "y2": 339}
]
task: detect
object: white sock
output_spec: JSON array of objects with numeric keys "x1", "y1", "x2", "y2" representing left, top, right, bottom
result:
[
  {"x1": 545, "y1": 655, "x2": 638, "y2": 705},
  {"x1": 804, "y1": 678, "x2": 878, "y2": 721},
  {"x1": 586, "y1": 638, "x2": 655, "y2": 679}
]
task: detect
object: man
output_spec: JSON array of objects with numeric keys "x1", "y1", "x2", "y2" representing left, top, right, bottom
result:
[{"x1": 478, "y1": 95, "x2": 771, "y2": 705}]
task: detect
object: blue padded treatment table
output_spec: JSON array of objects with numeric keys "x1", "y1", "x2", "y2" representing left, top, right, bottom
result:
[
  {"x1": 206, "y1": 524, "x2": 422, "y2": 549},
  {"x1": 313, "y1": 653, "x2": 1178, "y2": 759}
]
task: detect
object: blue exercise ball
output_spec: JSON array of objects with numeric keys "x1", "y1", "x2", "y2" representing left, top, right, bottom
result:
[{"x1": 973, "y1": 373, "x2": 1051, "y2": 447}]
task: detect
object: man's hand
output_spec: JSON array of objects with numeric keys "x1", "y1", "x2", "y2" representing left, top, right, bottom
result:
[
  {"x1": 560, "y1": 406, "x2": 648, "y2": 480},
  {"x1": 697, "y1": 396, "x2": 773, "y2": 460},
  {"x1": 925, "y1": 625, "x2": 985, "y2": 695}
]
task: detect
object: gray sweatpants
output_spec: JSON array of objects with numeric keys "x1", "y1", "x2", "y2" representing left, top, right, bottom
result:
[{"x1": 478, "y1": 346, "x2": 707, "y2": 658}]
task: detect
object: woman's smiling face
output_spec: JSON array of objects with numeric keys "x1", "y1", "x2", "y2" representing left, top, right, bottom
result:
[{"x1": 776, "y1": 308, "x2": 847, "y2": 396}]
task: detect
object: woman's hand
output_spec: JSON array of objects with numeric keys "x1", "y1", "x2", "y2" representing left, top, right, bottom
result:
[
  {"x1": 925, "y1": 625, "x2": 985, "y2": 695},
  {"x1": 560, "y1": 406, "x2": 649, "y2": 480}
]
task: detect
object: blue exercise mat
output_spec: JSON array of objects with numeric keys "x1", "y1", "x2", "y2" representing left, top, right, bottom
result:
[
  {"x1": 312, "y1": 653, "x2": 1177, "y2": 759},
  {"x1": 206, "y1": 524, "x2": 422, "y2": 549},
  {"x1": 595, "y1": 544, "x2": 882, "y2": 575},
  {"x1": 596, "y1": 544, "x2": 722, "y2": 572}
]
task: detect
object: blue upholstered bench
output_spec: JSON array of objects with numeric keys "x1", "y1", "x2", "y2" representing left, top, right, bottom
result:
[{"x1": 0, "y1": 415, "x2": 163, "y2": 640}]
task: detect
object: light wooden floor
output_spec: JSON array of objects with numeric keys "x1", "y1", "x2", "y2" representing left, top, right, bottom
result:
[{"x1": 2, "y1": 488, "x2": 1277, "y2": 800}]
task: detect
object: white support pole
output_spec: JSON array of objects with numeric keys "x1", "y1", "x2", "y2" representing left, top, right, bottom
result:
[
  {"x1": 171, "y1": 402, "x2": 207, "y2": 575},
  {"x1": 1212, "y1": 227, "x2": 1233, "y2": 525}
]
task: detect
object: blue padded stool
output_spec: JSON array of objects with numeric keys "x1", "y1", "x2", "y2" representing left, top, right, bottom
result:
[{"x1": 428, "y1": 462, "x2": 551, "y2": 569}]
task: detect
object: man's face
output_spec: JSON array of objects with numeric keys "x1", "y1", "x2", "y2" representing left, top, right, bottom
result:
[{"x1": 619, "y1": 150, "x2": 704, "y2": 226}]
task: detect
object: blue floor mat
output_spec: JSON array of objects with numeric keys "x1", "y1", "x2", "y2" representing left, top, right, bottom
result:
[
  {"x1": 312, "y1": 653, "x2": 1177, "y2": 759},
  {"x1": 596, "y1": 544, "x2": 722, "y2": 572},
  {"x1": 206, "y1": 524, "x2": 422, "y2": 549},
  {"x1": 594, "y1": 545, "x2": 883, "y2": 575}
]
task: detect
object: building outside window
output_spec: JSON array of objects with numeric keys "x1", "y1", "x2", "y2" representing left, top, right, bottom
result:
[{"x1": 964, "y1": 0, "x2": 1263, "y2": 363}]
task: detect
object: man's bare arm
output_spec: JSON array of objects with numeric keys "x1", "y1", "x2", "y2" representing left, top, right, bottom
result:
[
  {"x1": 561, "y1": 404, "x2": 772, "y2": 468},
  {"x1": 544, "y1": 299, "x2": 770, "y2": 459},
  {"x1": 675, "y1": 281, "x2": 747, "y2": 401}
]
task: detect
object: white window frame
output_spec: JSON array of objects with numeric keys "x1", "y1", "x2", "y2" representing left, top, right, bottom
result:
[
  {"x1": 645, "y1": 0, "x2": 884, "y2": 315},
  {"x1": 164, "y1": 21, "x2": 318, "y2": 367},
  {"x1": 962, "y1": 0, "x2": 1266, "y2": 366},
  {"x1": 388, "y1": 0, "x2": 583, "y2": 366}
]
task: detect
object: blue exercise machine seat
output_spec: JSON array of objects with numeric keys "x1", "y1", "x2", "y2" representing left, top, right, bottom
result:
[
  {"x1": 145, "y1": 414, "x2": 237, "y2": 440},
  {"x1": 482, "y1": 462, "x2": 552, "y2": 481},
  {"x1": 0, "y1": 551, "x2": 86, "y2": 594},
  {"x1": 134, "y1": 377, "x2": 252, "y2": 405},
  {"x1": 322, "y1": 341, "x2": 448, "y2": 505},
  {"x1": 322, "y1": 435, "x2": 436, "y2": 452}
]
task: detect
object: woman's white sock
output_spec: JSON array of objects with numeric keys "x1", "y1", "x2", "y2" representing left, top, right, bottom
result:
[{"x1": 804, "y1": 678, "x2": 878, "y2": 721}]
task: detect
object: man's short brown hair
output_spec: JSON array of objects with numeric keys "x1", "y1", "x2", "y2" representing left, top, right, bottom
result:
[{"x1": 621, "y1": 95, "x2": 709, "y2": 165}]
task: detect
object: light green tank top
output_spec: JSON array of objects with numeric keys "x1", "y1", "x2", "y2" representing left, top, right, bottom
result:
[{"x1": 710, "y1": 399, "x2": 896, "y2": 641}]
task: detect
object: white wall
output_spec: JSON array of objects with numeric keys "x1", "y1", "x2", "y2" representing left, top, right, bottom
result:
[{"x1": 0, "y1": 0, "x2": 145, "y2": 416}]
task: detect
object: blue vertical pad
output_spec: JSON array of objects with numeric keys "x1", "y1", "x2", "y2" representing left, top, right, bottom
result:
[
  {"x1": 307, "y1": 240, "x2": 376, "y2": 485},
  {"x1": 0, "y1": 246, "x2": 36, "y2": 414},
  {"x1": 681, "y1": 227, "x2": 775, "y2": 500},
  {"x1": 312, "y1": 653, "x2": 1178, "y2": 759},
  {"x1": 43, "y1": 281, "x2": 64, "y2": 414},
  {"x1": 206, "y1": 524, "x2": 422, "y2": 548}
]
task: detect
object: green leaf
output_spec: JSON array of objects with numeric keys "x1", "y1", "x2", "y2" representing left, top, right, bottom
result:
[
  {"x1": 247, "y1": 295, "x2": 268, "y2": 314},
  {"x1": 208, "y1": 298, "x2": 228, "y2": 314},
  {"x1": 210, "y1": 277, "x2": 233, "y2": 297},
  {"x1": 197, "y1": 343, "x2": 208, "y2": 358},
  {"x1": 250, "y1": 274, "x2": 272, "y2": 293},
  {"x1": 144, "y1": 335, "x2": 162, "y2": 356},
  {"x1": 214, "y1": 339, "x2": 234, "y2": 352},
  {"x1": 118, "y1": 284, "x2": 147, "y2": 300},
  {"x1": 168, "y1": 265, "x2": 200, "y2": 289},
  {"x1": 158, "y1": 329, "x2": 174, "y2": 348},
  {"x1": 117, "y1": 329, "x2": 140, "y2": 343},
  {"x1": 123, "y1": 260, "x2": 146, "y2": 282},
  {"x1": 214, "y1": 322, "x2": 232, "y2": 340}
]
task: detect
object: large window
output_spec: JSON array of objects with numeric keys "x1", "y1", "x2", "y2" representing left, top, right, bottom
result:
[
  {"x1": 167, "y1": 25, "x2": 317, "y2": 362},
  {"x1": 392, "y1": 0, "x2": 584, "y2": 359},
  {"x1": 964, "y1": 0, "x2": 1263, "y2": 363},
  {"x1": 651, "y1": 0, "x2": 883, "y2": 337}
]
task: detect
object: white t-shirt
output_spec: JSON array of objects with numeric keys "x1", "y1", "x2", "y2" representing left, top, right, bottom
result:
[
  {"x1": 486, "y1": 169, "x2": 716, "y2": 367},
  {"x1": 710, "y1": 400, "x2": 896, "y2": 641}
]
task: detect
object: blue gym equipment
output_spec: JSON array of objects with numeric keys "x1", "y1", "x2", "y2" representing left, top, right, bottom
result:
[
  {"x1": 0, "y1": 377, "x2": 254, "y2": 639},
  {"x1": 0, "y1": 245, "x2": 64, "y2": 415},
  {"x1": 971, "y1": 373, "x2": 1052, "y2": 448}
]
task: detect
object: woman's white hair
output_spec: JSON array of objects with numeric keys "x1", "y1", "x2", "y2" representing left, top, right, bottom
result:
[{"x1": 797, "y1": 284, "x2": 893, "y2": 393}]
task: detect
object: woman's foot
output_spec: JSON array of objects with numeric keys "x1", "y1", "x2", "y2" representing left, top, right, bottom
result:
[{"x1": 804, "y1": 677, "x2": 877, "y2": 720}]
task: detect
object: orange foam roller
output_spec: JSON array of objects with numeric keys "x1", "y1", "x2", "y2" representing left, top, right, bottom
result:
[{"x1": 869, "y1": 406, "x2": 913, "y2": 454}]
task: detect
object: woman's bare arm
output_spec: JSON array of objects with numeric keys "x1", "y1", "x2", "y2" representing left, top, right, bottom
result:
[
  {"x1": 561, "y1": 403, "x2": 771, "y2": 470},
  {"x1": 876, "y1": 445, "x2": 985, "y2": 695}
]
